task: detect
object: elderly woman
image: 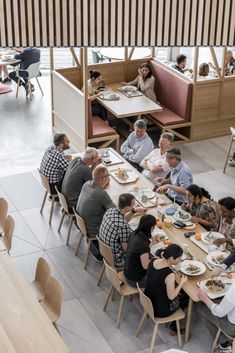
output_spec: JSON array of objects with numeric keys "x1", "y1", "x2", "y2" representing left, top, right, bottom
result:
[
  {"x1": 126, "y1": 63, "x2": 157, "y2": 102},
  {"x1": 182, "y1": 184, "x2": 218, "y2": 230}
]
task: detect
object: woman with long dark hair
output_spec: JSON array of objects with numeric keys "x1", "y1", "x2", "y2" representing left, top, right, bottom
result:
[
  {"x1": 126, "y1": 63, "x2": 157, "y2": 102},
  {"x1": 124, "y1": 214, "x2": 156, "y2": 288}
]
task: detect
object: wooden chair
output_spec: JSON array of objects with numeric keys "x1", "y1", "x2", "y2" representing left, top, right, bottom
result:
[
  {"x1": 40, "y1": 276, "x2": 64, "y2": 333},
  {"x1": 1, "y1": 215, "x2": 15, "y2": 253},
  {"x1": 136, "y1": 285, "x2": 185, "y2": 353},
  {"x1": 211, "y1": 328, "x2": 235, "y2": 353},
  {"x1": 103, "y1": 260, "x2": 138, "y2": 328},
  {"x1": 97, "y1": 237, "x2": 122, "y2": 286},
  {"x1": 223, "y1": 127, "x2": 235, "y2": 173},
  {"x1": 56, "y1": 188, "x2": 75, "y2": 246},
  {"x1": 30, "y1": 257, "x2": 51, "y2": 302},
  {"x1": 38, "y1": 170, "x2": 57, "y2": 225},
  {"x1": 73, "y1": 209, "x2": 97, "y2": 270},
  {"x1": 0, "y1": 197, "x2": 8, "y2": 235}
]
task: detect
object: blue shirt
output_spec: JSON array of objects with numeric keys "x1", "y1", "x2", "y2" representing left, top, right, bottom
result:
[
  {"x1": 167, "y1": 161, "x2": 193, "y2": 203},
  {"x1": 120, "y1": 132, "x2": 154, "y2": 165}
]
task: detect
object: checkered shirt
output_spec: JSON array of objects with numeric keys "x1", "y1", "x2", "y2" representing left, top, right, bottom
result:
[
  {"x1": 99, "y1": 208, "x2": 131, "y2": 266},
  {"x1": 40, "y1": 145, "x2": 69, "y2": 184}
]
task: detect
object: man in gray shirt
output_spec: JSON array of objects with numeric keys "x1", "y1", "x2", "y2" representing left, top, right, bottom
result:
[
  {"x1": 76, "y1": 165, "x2": 114, "y2": 261},
  {"x1": 62, "y1": 147, "x2": 100, "y2": 211}
]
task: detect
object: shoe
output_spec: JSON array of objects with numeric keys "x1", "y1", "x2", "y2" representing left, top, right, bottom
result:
[
  {"x1": 25, "y1": 84, "x2": 29, "y2": 96},
  {"x1": 0, "y1": 77, "x2": 2, "y2": 82},
  {"x1": 30, "y1": 84, "x2": 35, "y2": 92},
  {"x1": 228, "y1": 159, "x2": 235, "y2": 166},
  {"x1": 215, "y1": 342, "x2": 232, "y2": 353},
  {"x1": 90, "y1": 252, "x2": 103, "y2": 263},
  {"x1": 2, "y1": 77, "x2": 11, "y2": 83},
  {"x1": 169, "y1": 328, "x2": 185, "y2": 336},
  {"x1": 48, "y1": 195, "x2": 60, "y2": 203}
]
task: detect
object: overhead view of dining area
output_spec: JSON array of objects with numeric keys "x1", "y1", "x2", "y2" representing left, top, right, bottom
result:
[{"x1": 1, "y1": 1, "x2": 235, "y2": 353}]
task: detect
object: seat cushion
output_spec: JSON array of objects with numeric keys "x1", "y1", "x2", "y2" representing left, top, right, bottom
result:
[
  {"x1": 149, "y1": 107, "x2": 186, "y2": 126},
  {"x1": 89, "y1": 115, "x2": 117, "y2": 138}
]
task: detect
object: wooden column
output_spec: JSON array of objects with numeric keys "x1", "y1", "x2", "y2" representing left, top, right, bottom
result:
[
  {"x1": 50, "y1": 48, "x2": 54, "y2": 127},
  {"x1": 82, "y1": 48, "x2": 88, "y2": 145}
]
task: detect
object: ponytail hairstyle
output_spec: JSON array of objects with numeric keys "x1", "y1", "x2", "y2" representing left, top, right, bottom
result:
[
  {"x1": 134, "y1": 214, "x2": 156, "y2": 239},
  {"x1": 155, "y1": 243, "x2": 183, "y2": 259},
  {"x1": 187, "y1": 184, "x2": 212, "y2": 200},
  {"x1": 89, "y1": 70, "x2": 101, "y2": 80},
  {"x1": 218, "y1": 197, "x2": 235, "y2": 211}
]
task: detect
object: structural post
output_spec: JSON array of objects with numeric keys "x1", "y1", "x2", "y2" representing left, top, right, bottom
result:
[{"x1": 50, "y1": 47, "x2": 54, "y2": 127}]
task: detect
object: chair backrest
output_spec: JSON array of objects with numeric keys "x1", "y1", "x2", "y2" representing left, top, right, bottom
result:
[
  {"x1": 92, "y1": 50, "x2": 101, "y2": 63},
  {"x1": 35, "y1": 257, "x2": 51, "y2": 293},
  {"x1": 42, "y1": 276, "x2": 64, "y2": 320},
  {"x1": 38, "y1": 169, "x2": 51, "y2": 194},
  {"x1": 56, "y1": 188, "x2": 69, "y2": 214},
  {"x1": 0, "y1": 197, "x2": 8, "y2": 232},
  {"x1": 2, "y1": 215, "x2": 15, "y2": 252},
  {"x1": 26, "y1": 62, "x2": 41, "y2": 79},
  {"x1": 230, "y1": 127, "x2": 235, "y2": 137},
  {"x1": 137, "y1": 284, "x2": 155, "y2": 321},
  {"x1": 104, "y1": 260, "x2": 121, "y2": 292},
  {"x1": 73, "y1": 209, "x2": 87, "y2": 237},
  {"x1": 97, "y1": 237, "x2": 115, "y2": 267}
]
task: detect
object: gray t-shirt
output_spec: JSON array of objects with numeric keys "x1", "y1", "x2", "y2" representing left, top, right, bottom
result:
[
  {"x1": 61, "y1": 158, "x2": 92, "y2": 209},
  {"x1": 77, "y1": 180, "x2": 113, "y2": 235}
]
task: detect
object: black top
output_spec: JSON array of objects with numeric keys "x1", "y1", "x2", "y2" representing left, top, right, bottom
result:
[
  {"x1": 172, "y1": 64, "x2": 184, "y2": 74},
  {"x1": 15, "y1": 47, "x2": 41, "y2": 70},
  {"x1": 124, "y1": 231, "x2": 150, "y2": 282},
  {"x1": 144, "y1": 259, "x2": 173, "y2": 317}
]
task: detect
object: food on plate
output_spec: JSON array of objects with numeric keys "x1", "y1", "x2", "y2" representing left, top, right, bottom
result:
[
  {"x1": 226, "y1": 273, "x2": 233, "y2": 279},
  {"x1": 156, "y1": 219, "x2": 163, "y2": 228},
  {"x1": 115, "y1": 169, "x2": 128, "y2": 179},
  {"x1": 185, "y1": 264, "x2": 201, "y2": 274},
  {"x1": 163, "y1": 239, "x2": 172, "y2": 245},
  {"x1": 205, "y1": 279, "x2": 225, "y2": 292},
  {"x1": 204, "y1": 232, "x2": 219, "y2": 244},
  {"x1": 178, "y1": 210, "x2": 190, "y2": 220},
  {"x1": 195, "y1": 233, "x2": 201, "y2": 241},
  {"x1": 212, "y1": 254, "x2": 224, "y2": 264}
]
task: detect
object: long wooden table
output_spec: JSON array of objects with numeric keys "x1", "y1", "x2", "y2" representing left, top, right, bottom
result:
[
  {"x1": 0, "y1": 251, "x2": 69, "y2": 353},
  {"x1": 102, "y1": 148, "x2": 215, "y2": 342}
]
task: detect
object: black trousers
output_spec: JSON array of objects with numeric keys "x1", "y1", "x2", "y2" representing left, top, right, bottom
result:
[
  {"x1": 9, "y1": 70, "x2": 29, "y2": 87},
  {"x1": 92, "y1": 102, "x2": 108, "y2": 121}
]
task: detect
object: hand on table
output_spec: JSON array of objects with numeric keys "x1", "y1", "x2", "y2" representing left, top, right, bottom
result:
[
  {"x1": 135, "y1": 207, "x2": 147, "y2": 214},
  {"x1": 211, "y1": 267, "x2": 223, "y2": 277},
  {"x1": 66, "y1": 155, "x2": 72, "y2": 161},
  {"x1": 179, "y1": 274, "x2": 188, "y2": 286},
  {"x1": 156, "y1": 184, "x2": 169, "y2": 194},
  {"x1": 155, "y1": 176, "x2": 164, "y2": 183},
  {"x1": 214, "y1": 238, "x2": 230, "y2": 246},
  {"x1": 191, "y1": 216, "x2": 200, "y2": 223},
  {"x1": 181, "y1": 203, "x2": 189, "y2": 211}
]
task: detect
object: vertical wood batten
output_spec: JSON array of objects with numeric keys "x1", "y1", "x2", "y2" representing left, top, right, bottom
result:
[
  {"x1": 20, "y1": 0, "x2": 27, "y2": 47},
  {"x1": 34, "y1": 0, "x2": 41, "y2": 46},
  {"x1": 48, "y1": 0, "x2": 54, "y2": 46},
  {"x1": 27, "y1": 0, "x2": 34, "y2": 47},
  {"x1": 5, "y1": 0, "x2": 13, "y2": 46}
]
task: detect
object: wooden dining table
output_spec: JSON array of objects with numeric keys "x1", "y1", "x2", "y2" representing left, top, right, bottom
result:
[{"x1": 0, "y1": 251, "x2": 69, "y2": 353}]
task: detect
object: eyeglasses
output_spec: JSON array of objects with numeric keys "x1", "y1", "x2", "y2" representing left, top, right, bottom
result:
[{"x1": 101, "y1": 174, "x2": 110, "y2": 179}]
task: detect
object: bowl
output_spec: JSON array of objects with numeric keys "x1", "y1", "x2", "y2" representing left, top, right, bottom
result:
[{"x1": 165, "y1": 207, "x2": 175, "y2": 216}]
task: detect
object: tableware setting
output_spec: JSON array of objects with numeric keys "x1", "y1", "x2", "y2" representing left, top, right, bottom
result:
[
  {"x1": 206, "y1": 251, "x2": 229, "y2": 267},
  {"x1": 180, "y1": 260, "x2": 206, "y2": 276},
  {"x1": 174, "y1": 210, "x2": 191, "y2": 222},
  {"x1": 201, "y1": 231, "x2": 225, "y2": 245},
  {"x1": 110, "y1": 168, "x2": 139, "y2": 184},
  {"x1": 190, "y1": 233, "x2": 226, "y2": 253},
  {"x1": 100, "y1": 148, "x2": 123, "y2": 166},
  {"x1": 198, "y1": 276, "x2": 232, "y2": 299}
]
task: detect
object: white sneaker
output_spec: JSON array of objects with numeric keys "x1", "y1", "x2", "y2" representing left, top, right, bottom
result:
[
  {"x1": 215, "y1": 343, "x2": 232, "y2": 353},
  {"x1": 228, "y1": 159, "x2": 235, "y2": 166}
]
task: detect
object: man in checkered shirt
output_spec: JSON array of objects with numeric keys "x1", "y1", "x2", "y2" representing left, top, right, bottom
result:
[
  {"x1": 40, "y1": 133, "x2": 72, "y2": 194},
  {"x1": 99, "y1": 193, "x2": 146, "y2": 267}
]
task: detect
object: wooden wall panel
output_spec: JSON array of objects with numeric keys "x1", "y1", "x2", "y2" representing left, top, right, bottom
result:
[{"x1": 0, "y1": 0, "x2": 234, "y2": 47}]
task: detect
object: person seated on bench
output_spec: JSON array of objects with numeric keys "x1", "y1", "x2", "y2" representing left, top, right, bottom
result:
[
  {"x1": 125, "y1": 63, "x2": 157, "y2": 102},
  {"x1": 140, "y1": 132, "x2": 174, "y2": 182},
  {"x1": 84, "y1": 70, "x2": 108, "y2": 122},
  {"x1": 172, "y1": 54, "x2": 193, "y2": 75},
  {"x1": 198, "y1": 62, "x2": 210, "y2": 79},
  {"x1": 120, "y1": 119, "x2": 154, "y2": 172}
]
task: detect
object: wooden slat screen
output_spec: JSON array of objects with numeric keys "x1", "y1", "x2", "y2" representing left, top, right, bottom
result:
[{"x1": 0, "y1": 0, "x2": 234, "y2": 47}]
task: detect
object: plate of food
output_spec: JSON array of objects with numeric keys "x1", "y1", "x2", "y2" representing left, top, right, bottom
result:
[
  {"x1": 206, "y1": 251, "x2": 229, "y2": 267},
  {"x1": 150, "y1": 242, "x2": 167, "y2": 256},
  {"x1": 174, "y1": 210, "x2": 191, "y2": 222},
  {"x1": 110, "y1": 168, "x2": 139, "y2": 184},
  {"x1": 152, "y1": 228, "x2": 168, "y2": 241},
  {"x1": 201, "y1": 231, "x2": 224, "y2": 245},
  {"x1": 180, "y1": 260, "x2": 206, "y2": 276},
  {"x1": 203, "y1": 278, "x2": 227, "y2": 294},
  {"x1": 140, "y1": 189, "x2": 156, "y2": 199},
  {"x1": 121, "y1": 85, "x2": 137, "y2": 93}
]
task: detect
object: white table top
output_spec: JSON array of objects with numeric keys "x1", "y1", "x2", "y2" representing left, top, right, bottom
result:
[{"x1": 100, "y1": 47, "x2": 151, "y2": 60}]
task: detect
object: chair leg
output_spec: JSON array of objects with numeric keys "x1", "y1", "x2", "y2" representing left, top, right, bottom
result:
[
  {"x1": 66, "y1": 216, "x2": 74, "y2": 245},
  {"x1": 176, "y1": 320, "x2": 182, "y2": 347},
  {"x1": 53, "y1": 322, "x2": 61, "y2": 335},
  {"x1": 97, "y1": 263, "x2": 105, "y2": 286},
  {"x1": 40, "y1": 191, "x2": 48, "y2": 213},
  {"x1": 232, "y1": 338, "x2": 235, "y2": 353},
  {"x1": 36, "y1": 77, "x2": 44, "y2": 95},
  {"x1": 115, "y1": 135, "x2": 120, "y2": 151},
  {"x1": 58, "y1": 210, "x2": 65, "y2": 232},
  {"x1": 103, "y1": 285, "x2": 114, "y2": 311},
  {"x1": 84, "y1": 239, "x2": 92, "y2": 269},
  {"x1": 28, "y1": 81, "x2": 32, "y2": 100},
  {"x1": 16, "y1": 78, "x2": 21, "y2": 97},
  {"x1": 49, "y1": 199, "x2": 55, "y2": 225},
  {"x1": 211, "y1": 328, "x2": 221, "y2": 353},
  {"x1": 149, "y1": 323, "x2": 158, "y2": 353},
  {"x1": 223, "y1": 136, "x2": 233, "y2": 173},
  {"x1": 75, "y1": 233, "x2": 84, "y2": 256},
  {"x1": 116, "y1": 295, "x2": 125, "y2": 328},
  {"x1": 136, "y1": 312, "x2": 147, "y2": 337}
]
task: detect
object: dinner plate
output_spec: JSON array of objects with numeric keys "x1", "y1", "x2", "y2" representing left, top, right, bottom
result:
[
  {"x1": 180, "y1": 260, "x2": 206, "y2": 276},
  {"x1": 151, "y1": 228, "x2": 168, "y2": 240},
  {"x1": 174, "y1": 211, "x2": 191, "y2": 222},
  {"x1": 150, "y1": 242, "x2": 167, "y2": 256},
  {"x1": 121, "y1": 85, "x2": 137, "y2": 92},
  {"x1": 202, "y1": 278, "x2": 228, "y2": 294},
  {"x1": 201, "y1": 231, "x2": 224, "y2": 245},
  {"x1": 141, "y1": 189, "x2": 156, "y2": 199},
  {"x1": 110, "y1": 169, "x2": 139, "y2": 184},
  {"x1": 206, "y1": 251, "x2": 229, "y2": 267}
]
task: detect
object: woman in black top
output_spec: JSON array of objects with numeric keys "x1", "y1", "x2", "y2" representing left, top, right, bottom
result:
[
  {"x1": 124, "y1": 214, "x2": 156, "y2": 288},
  {"x1": 145, "y1": 244, "x2": 188, "y2": 333}
]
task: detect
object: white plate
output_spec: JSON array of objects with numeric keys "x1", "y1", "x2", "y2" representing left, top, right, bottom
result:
[
  {"x1": 151, "y1": 228, "x2": 168, "y2": 240},
  {"x1": 202, "y1": 278, "x2": 228, "y2": 294},
  {"x1": 174, "y1": 211, "x2": 191, "y2": 222},
  {"x1": 180, "y1": 260, "x2": 206, "y2": 276},
  {"x1": 140, "y1": 189, "x2": 156, "y2": 199},
  {"x1": 150, "y1": 242, "x2": 167, "y2": 256},
  {"x1": 110, "y1": 168, "x2": 139, "y2": 184},
  {"x1": 201, "y1": 231, "x2": 224, "y2": 245},
  {"x1": 206, "y1": 251, "x2": 229, "y2": 267},
  {"x1": 121, "y1": 85, "x2": 137, "y2": 92}
]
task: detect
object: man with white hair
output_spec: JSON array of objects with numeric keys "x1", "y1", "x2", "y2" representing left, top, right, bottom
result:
[
  {"x1": 225, "y1": 49, "x2": 235, "y2": 76},
  {"x1": 120, "y1": 119, "x2": 154, "y2": 171},
  {"x1": 62, "y1": 147, "x2": 101, "y2": 211}
]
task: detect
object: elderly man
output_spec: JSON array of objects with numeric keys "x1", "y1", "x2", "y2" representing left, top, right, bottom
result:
[
  {"x1": 99, "y1": 193, "x2": 146, "y2": 267},
  {"x1": 40, "y1": 133, "x2": 71, "y2": 195},
  {"x1": 120, "y1": 119, "x2": 154, "y2": 172},
  {"x1": 62, "y1": 147, "x2": 101, "y2": 212},
  {"x1": 140, "y1": 132, "x2": 174, "y2": 182},
  {"x1": 156, "y1": 148, "x2": 193, "y2": 204},
  {"x1": 76, "y1": 165, "x2": 114, "y2": 262},
  {"x1": 225, "y1": 49, "x2": 235, "y2": 76},
  {"x1": 172, "y1": 54, "x2": 193, "y2": 75}
]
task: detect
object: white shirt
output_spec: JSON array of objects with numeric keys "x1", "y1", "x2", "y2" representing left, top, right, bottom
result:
[
  {"x1": 211, "y1": 282, "x2": 235, "y2": 324},
  {"x1": 141, "y1": 149, "x2": 171, "y2": 181}
]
